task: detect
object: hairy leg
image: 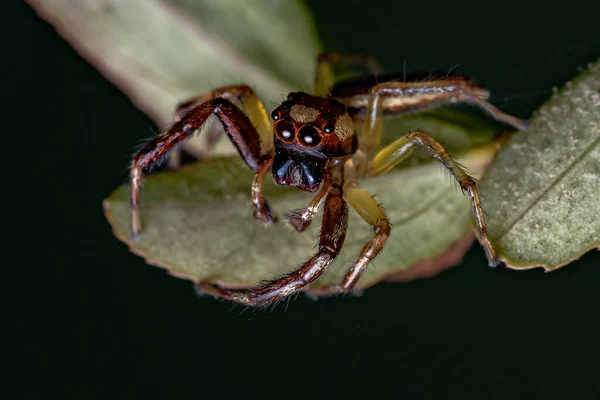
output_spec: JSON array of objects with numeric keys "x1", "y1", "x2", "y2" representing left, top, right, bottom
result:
[
  {"x1": 367, "y1": 130, "x2": 497, "y2": 266},
  {"x1": 176, "y1": 85, "x2": 273, "y2": 154},
  {"x1": 130, "y1": 95, "x2": 274, "y2": 238},
  {"x1": 330, "y1": 78, "x2": 528, "y2": 153},
  {"x1": 197, "y1": 182, "x2": 349, "y2": 307},
  {"x1": 168, "y1": 85, "x2": 274, "y2": 169}
]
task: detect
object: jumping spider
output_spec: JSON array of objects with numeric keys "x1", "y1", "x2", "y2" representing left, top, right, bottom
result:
[{"x1": 130, "y1": 52, "x2": 528, "y2": 306}]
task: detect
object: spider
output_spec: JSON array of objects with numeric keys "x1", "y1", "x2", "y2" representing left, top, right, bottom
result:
[{"x1": 130, "y1": 52, "x2": 528, "y2": 307}]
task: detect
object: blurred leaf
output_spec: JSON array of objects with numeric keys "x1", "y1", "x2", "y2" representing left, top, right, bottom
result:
[
  {"x1": 104, "y1": 141, "x2": 498, "y2": 291},
  {"x1": 480, "y1": 60, "x2": 600, "y2": 270},
  {"x1": 27, "y1": 0, "x2": 320, "y2": 158}
]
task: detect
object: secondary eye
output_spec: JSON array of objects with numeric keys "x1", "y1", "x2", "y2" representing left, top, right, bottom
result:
[
  {"x1": 323, "y1": 124, "x2": 335, "y2": 134},
  {"x1": 298, "y1": 126, "x2": 322, "y2": 147},
  {"x1": 275, "y1": 120, "x2": 295, "y2": 142},
  {"x1": 271, "y1": 109, "x2": 279, "y2": 120}
]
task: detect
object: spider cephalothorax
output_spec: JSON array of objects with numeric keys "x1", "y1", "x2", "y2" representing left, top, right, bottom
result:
[
  {"x1": 129, "y1": 52, "x2": 529, "y2": 306},
  {"x1": 271, "y1": 92, "x2": 357, "y2": 192}
]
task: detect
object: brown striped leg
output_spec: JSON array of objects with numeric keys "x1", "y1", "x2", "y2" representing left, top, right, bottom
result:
[
  {"x1": 367, "y1": 130, "x2": 498, "y2": 267},
  {"x1": 314, "y1": 52, "x2": 383, "y2": 97},
  {"x1": 330, "y1": 78, "x2": 528, "y2": 153},
  {"x1": 168, "y1": 85, "x2": 274, "y2": 169},
  {"x1": 176, "y1": 85, "x2": 273, "y2": 152},
  {"x1": 363, "y1": 81, "x2": 528, "y2": 152},
  {"x1": 285, "y1": 171, "x2": 332, "y2": 232},
  {"x1": 130, "y1": 97, "x2": 273, "y2": 239},
  {"x1": 197, "y1": 182, "x2": 348, "y2": 307}
]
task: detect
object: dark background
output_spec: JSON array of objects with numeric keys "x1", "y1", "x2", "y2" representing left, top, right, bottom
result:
[{"x1": 8, "y1": 0, "x2": 600, "y2": 398}]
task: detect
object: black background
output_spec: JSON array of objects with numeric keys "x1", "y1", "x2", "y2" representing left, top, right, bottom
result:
[{"x1": 8, "y1": 0, "x2": 600, "y2": 398}]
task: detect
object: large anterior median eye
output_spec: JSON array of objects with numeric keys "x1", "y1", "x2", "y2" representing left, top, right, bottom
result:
[
  {"x1": 298, "y1": 126, "x2": 322, "y2": 147},
  {"x1": 275, "y1": 120, "x2": 295, "y2": 142}
]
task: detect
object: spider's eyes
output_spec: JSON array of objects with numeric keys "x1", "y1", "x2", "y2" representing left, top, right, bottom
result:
[
  {"x1": 323, "y1": 124, "x2": 335, "y2": 134},
  {"x1": 271, "y1": 109, "x2": 279, "y2": 120},
  {"x1": 275, "y1": 120, "x2": 295, "y2": 142},
  {"x1": 298, "y1": 126, "x2": 322, "y2": 147}
]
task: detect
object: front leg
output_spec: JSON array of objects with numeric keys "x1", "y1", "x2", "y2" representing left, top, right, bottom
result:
[
  {"x1": 167, "y1": 85, "x2": 273, "y2": 170},
  {"x1": 130, "y1": 96, "x2": 275, "y2": 239},
  {"x1": 176, "y1": 85, "x2": 273, "y2": 154},
  {"x1": 197, "y1": 182, "x2": 349, "y2": 307}
]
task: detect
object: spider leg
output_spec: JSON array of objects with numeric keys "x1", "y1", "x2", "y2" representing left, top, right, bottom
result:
[
  {"x1": 168, "y1": 85, "x2": 273, "y2": 169},
  {"x1": 285, "y1": 171, "x2": 332, "y2": 232},
  {"x1": 130, "y1": 92, "x2": 275, "y2": 239},
  {"x1": 176, "y1": 85, "x2": 273, "y2": 152},
  {"x1": 251, "y1": 154, "x2": 277, "y2": 223},
  {"x1": 331, "y1": 79, "x2": 528, "y2": 152},
  {"x1": 367, "y1": 130, "x2": 498, "y2": 267},
  {"x1": 341, "y1": 185, "x2": 391, "y2": 292},
  {"x1": 314, "y1": 52, "x2": 383, "y2": 97},
  {"x1": 197, "y1": 182, "x2": 349, "y2": 307},
  {"x1": 306, "y1": 183, "x2": 391, "y2": 297}
]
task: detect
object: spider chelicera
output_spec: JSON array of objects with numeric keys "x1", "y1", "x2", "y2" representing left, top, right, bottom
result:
[{"x1": 130, "y1": 52, "x2": 528, "y2": 306}]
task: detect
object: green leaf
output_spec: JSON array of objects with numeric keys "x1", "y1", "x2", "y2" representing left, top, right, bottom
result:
[
  {"x1": 480, "y1": 60, "x2": 600, "y2": 270},
  {"x1": 27, "y1": 0, "x2": 320, "y2": 158},
  {"x1": 32, "y1": 0, "x2": 509, "y2": 292},
  {"x1": 378, "y1": 107, "x2": 502, "y2": 152},
  {"x1": 104, "y1": 141, "x2": 497, "y2": 291}
]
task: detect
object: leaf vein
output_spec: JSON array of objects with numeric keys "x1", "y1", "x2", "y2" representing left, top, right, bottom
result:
[{"x1": 497, "y1": 136, "x2": 600, "y2": 241}]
